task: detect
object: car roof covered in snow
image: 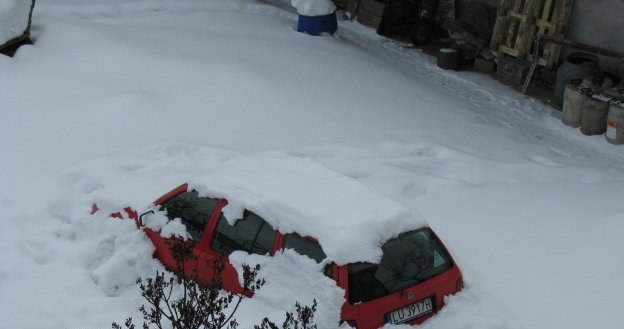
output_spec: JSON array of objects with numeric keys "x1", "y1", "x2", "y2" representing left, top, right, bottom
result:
[{"x1": 93, "y1": 148, "x2": 427, "y2": 264}]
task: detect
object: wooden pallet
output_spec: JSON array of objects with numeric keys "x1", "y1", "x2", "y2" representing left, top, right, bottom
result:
[
  {"x1": 352, "y1": 0, "x2": 385, "y2": 29},
  {"x1": 333, "y1": 0, "x2": 349, "y2": 9},
  {"x1": 490, "y1": 0, "x2": 574, "y2": 69}
]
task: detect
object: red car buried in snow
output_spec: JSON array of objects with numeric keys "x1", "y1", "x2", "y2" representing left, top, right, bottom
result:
[
  {"x1": 97, "y1": 183, "x2": 462, "y2": 329},
  {"x1": 93, "y1": 154, "x2": 462, "y2": 328}
]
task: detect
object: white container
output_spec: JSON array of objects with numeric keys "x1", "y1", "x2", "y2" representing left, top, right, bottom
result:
[
  {"x1": 561, "y1": 80, "x2": 586, "y2": 128},
  {"x1": 580, "y1": 94, "x2": 609, "y2": 136},
  {"x1": 606, "y1": 99, "x2": 624, "y2": 145}
]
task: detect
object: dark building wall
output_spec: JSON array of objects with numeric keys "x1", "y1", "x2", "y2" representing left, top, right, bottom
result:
[
  {"x1": 457, "y1": 0, "x2": 623, "y2": 77},
  {"x1": 565, "y1": 0, "x2": 624, "y2": 77},
  {"x1": 460, "y1": 0, "x2": 499, "y2": 7}
]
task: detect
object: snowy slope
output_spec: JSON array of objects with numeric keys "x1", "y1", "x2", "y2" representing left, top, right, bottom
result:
[{"x1": 1, "y1": 1, "x2": 623, "y2": 329}]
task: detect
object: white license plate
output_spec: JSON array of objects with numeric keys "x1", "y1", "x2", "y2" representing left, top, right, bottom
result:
[{"x1": 385, "y1": 297, "x2": 433, "y2": 324}]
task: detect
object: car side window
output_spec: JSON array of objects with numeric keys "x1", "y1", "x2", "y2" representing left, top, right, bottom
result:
[
  {"x1": 283, "y1": 233, "x2": 332, "y2": 278},
  {"x1": 210, "y1": 211, "x2": 276, "y2": 256},
  {"x1": 282, "y1": 233, "x2": 327, "y2": 263},
  {"x1": 159, "y1": 190, "x2": 219, "y2": 243}
]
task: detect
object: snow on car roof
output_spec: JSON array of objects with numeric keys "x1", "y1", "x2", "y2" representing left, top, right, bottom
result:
[
  {"x1": 90, "y1": 146, "x2": 428, "y2": 265},
  {"x1": 188, "y1": 152, "x2": 428, "y2": 265}
]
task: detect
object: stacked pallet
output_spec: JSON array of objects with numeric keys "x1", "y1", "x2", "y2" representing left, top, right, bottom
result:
[
  {"x1": 348, "y1": 0, "x2": 386, "y2": 29},
  {"x1": 490, "y1": 0, "x2": 574, "y2": 69}
]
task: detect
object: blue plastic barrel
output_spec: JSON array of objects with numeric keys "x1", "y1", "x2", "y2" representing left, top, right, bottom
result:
[{"x1": 297, "y1": 13, "x2": 337, "y2": 35}]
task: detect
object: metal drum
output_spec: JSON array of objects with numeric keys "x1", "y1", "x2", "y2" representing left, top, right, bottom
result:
[
  {"x1": 437, "y1": 48, "x2": 459, "y2": 70},
  {"x1": 555, "y1": 52, "x2": 601, "y2": 103}
]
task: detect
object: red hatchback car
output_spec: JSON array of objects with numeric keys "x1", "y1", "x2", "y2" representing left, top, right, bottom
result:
[{"x1": 100, "y1": 183, "x2": 462, "y2": 329}]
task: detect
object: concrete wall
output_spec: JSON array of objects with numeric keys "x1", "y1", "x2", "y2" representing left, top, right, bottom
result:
[
  {"x1": 565, "y1": 0, "x2": 624, "y2": 78},
  {"x1": 455, "y1": 0, "x2": 623, "y2": 78}
]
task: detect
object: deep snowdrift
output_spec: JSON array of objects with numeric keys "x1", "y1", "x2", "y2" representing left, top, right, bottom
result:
[{"x1": 1, "y1": 1, "x2": 623, "y2": 329}]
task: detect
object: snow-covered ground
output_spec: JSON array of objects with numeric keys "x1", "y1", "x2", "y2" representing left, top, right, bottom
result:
[{"x1": 1, "y1": 1, "x2": 623, "y2": 329}]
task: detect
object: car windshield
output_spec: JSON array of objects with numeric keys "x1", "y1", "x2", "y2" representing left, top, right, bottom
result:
[{"x1": 348, "y1": 228, "x2": 453, "y2": 304}]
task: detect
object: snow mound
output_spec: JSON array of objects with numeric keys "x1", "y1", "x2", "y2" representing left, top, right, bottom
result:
[
  {"x1": 291, "y1": 0, "x2": 335, "y2": 16},
  {"x1": 229, "y1": 250, "x2": 345, "y2": 327},
  {"x1": 0, "y1": 0, "x2": 32, "y2": 46}
]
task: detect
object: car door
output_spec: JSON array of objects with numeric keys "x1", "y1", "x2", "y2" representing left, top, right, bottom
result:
[
  {"x1": 200, "y1": 202, "x2": 279, "y2": 293},
  {"x1": 142, "y1": 185, "x2": 222, "y2": 281}
]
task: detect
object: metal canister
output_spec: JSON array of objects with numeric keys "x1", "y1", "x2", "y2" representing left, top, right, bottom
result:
[
  {"x1": 606, "y1": 96, "x2": 624, "y2": 145},
  {"x1": 580, "y1": 92, "x2": 610, "y2": 136},
  {"x1": 561, "y1": 79, "x2": 585, "y2": 127}
]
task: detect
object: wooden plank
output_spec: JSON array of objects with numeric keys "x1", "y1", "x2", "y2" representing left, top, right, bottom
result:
[
  {"x1": 499, "y1": 45, "x2": 521, "y2": 57},
  {"x1": 530, "y1": 0, "x2": 554, "y2": 66},
  {"x1": 536, "y1": 0, "x2": 555, "y2": 65},
  {"x1": 535, "y1": 0, "x2": 554, "y2": 32},
  {"x1": 546, "y1": 0, "x2": 574, "y2": 69},
  {"x1": 535, "y1": 19, "x2": 555, "y2": 29},
  {"x1": 490, "y1": 0, "x2": 516, "y2": 49},
  {"x1": 503, "y1": 17, "x2": 520, "y2": 48},
  {"x1": 514, "y1": 0, "x2": 540, "y2": 58},
  {"x1": 541, "y1": 0, "x2": 554, "y2": 21},
  {"x1": 509, "y1": 11, "x2": 525, "y2": 19},
  {"x1": 504, "y1": 1, "x2": 520, "y2": 49}
]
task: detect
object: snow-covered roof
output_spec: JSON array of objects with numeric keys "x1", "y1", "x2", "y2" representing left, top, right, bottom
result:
[
  {"x1": 92, "y1": 148, "x2": 428, "y2": 265},
  {"x1": 189, "y1": 153, "x2": 428, "y2": 265}
]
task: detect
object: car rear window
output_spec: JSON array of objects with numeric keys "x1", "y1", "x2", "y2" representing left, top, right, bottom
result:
[
  {"x1": 348, "y1": 228, "x2": 453, "y2": 304},
  {"x1": 160, "y1": 190, "x2": 219, "y2": 243}
]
